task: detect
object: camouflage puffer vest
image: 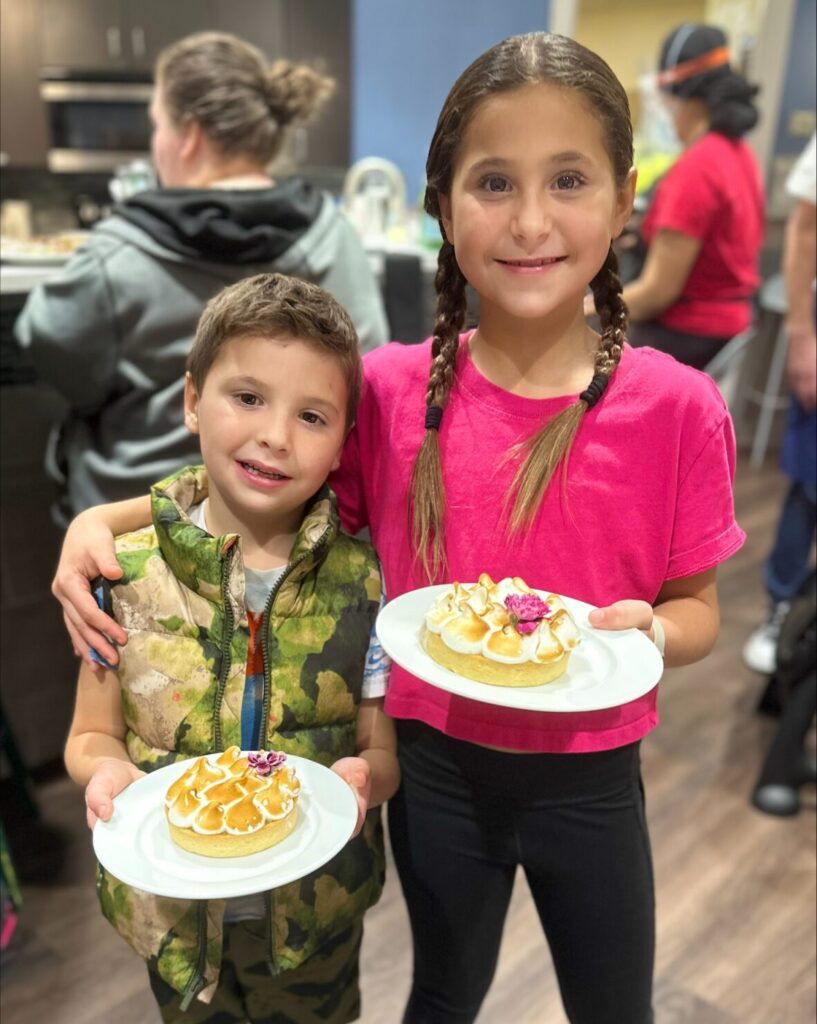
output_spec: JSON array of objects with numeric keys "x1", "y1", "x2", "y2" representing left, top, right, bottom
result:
[{"x1": 97, "y1": 465, "x2": 385, "y2": 1007}]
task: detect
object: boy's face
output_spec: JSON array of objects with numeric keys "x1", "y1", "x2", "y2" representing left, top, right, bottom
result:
[{"x1": 184, "y1": 335, "x2": 348, "y2": 537}]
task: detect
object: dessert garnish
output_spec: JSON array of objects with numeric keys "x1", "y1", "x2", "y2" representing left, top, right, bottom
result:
[
  {"x1": 504, "y1": 593, "x2": 550, "y2": 635},
  {"x1": 247, "y1": 750, "x2": 287, "y2": 776}
]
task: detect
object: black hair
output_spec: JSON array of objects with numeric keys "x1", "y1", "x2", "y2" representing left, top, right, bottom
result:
[{"x1": 659, "y1": 23, "x2": 760, "y2": 139}]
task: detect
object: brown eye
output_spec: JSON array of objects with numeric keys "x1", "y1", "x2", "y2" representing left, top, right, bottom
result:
[
  {"x1": 555, "y1": 173, "x2": 581, "y2": 190},
  {"x1": 480, "y1": 175, "x2": 510, "y2": 193}
]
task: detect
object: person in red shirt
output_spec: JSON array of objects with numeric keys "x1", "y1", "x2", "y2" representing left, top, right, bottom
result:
[{"x1": 614, "y1": 24, "x2": 764, "y2": 369}]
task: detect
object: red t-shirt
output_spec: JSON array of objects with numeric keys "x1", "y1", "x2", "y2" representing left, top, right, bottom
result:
[{"x1": 641, "y1": 132, "x2": 764, "y2": 337}]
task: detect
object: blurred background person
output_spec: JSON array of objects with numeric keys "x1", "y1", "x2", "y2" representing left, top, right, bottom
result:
[
  {"x1": 14, "y1": 31, "x2": 388, "y2": 524},
  {"x1": 744, "y1": 132, "x2": 817, "y2": 674},
  {"x1": 613, "y1": 24, "x2": 764, "y2": 370}
]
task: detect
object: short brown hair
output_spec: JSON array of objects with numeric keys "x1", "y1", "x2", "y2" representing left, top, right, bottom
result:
[
  {"x1": 188, "y1": 274, "x2": 361, "y2": 430},
  {"x1": 155, "y1": 32, "x2": 334, "y2": 165}
]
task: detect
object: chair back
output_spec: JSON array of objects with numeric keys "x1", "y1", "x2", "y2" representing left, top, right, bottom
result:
[{"x1": 703, "y1": 327, "x2": 754, "y2": 412}]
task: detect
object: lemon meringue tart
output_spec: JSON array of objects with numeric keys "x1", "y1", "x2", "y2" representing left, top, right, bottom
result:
[
  {"x1": 421, "y1": 574, "x2": 581, "y2": 687},
  {"x1": 164, "y1": 746, "x2": 300, "y2": 858}
]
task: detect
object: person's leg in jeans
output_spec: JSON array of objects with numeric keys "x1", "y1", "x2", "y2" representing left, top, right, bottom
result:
[
  {"x1": 745, "y1": 480, "x2": 817, "y2": 674},
  {"x1": 764, "y1": 481, "x2": 817, "y2": 603},
  {"x1": 388, "y1": 722, "x2": 516, "y2": 1024}
]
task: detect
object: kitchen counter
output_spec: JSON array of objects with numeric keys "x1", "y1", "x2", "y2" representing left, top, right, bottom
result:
[
  {"x1": 0, "y1": 264, "x2": 57, "y2": 294},
  {"x1": 2, "y1": 237, "x2": 442, "y2": 294}
]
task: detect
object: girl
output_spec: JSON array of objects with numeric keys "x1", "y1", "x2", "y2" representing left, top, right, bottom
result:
[{"x1": 51, "y1": 33, "x2": 743, "y2": 1024}]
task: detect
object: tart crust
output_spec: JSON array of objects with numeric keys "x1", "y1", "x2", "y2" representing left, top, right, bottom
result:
[{"x1": 421, "y1": 625, "x2": 570, "y2": 687}]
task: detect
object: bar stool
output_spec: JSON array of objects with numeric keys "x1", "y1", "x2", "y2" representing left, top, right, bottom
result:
[
  {"x1": 742, "y1": 274, "x2": 790, "y2": 467},
  {"x1": 703, "y1": 326, "x2": 754, "y2": 413}
]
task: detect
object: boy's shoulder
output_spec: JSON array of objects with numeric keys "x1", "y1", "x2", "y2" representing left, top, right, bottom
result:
[
  {"x1": 113, "y1": 524, "x2": 164, "y2": 585},
  {"x1": 320, "y1": 527, "x2": 382, "y2": 601},
  {"x1": 327, "y1": 527, "x2": 380, "y2": 568}
]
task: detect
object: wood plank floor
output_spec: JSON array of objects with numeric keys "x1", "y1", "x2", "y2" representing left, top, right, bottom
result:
[{"x1": 1, "y1": 456, "x2": 814, "y2": 1024}]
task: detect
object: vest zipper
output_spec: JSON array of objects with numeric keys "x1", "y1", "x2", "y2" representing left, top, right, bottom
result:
[
  {"x1": 259, "y1": 526, "x2": 329, "y2": 974},
  {"x1": 263, "y1": 889, "x2": 279, "y2": 977},
  {"x1": 179, "y1": 900, "x2": 209, "y2": 1011},
  {"x1": 213, "y1": 544, "x2": 237, "y2": 753},
  {"x1": 257, "y1": 528, "x2": 330, "y2": 749}
]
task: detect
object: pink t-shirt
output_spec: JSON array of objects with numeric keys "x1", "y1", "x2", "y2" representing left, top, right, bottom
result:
[
  {"x1": 331, "y1": 336, "x2": 745, "y2": 753},
  {"x1": 641, "y1": 132, "x2": 764, "y2": 338}
]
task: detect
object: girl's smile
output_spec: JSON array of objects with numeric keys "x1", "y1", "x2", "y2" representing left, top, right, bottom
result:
[{"x1": 496, "y1": 255, "x2": 568, "y2": 274}]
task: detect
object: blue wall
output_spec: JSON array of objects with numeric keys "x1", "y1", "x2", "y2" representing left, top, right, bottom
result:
[
  {"x1": 774, "y1": 0, "x2": 817, "y2": 156},
  {"x1": 351, "y1": 0, "x2": 551, "y2": 203}
]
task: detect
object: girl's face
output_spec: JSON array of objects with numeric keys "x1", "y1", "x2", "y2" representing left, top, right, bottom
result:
[{"x1": 439, "y1": 83, "x2": 635, "y2": 328}]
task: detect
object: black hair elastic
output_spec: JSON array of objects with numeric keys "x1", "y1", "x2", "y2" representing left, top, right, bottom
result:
[
  {"x1": 425, "y1": 404, "x2": 444, "y2": 430},
  {"x1": 579, "y1": 373, "x2": 609, "y2": 409}
]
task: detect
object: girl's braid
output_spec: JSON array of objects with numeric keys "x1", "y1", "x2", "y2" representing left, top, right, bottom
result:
[
  {"x1": 426, "y1": 241, "x2": 467, "y2": 405},
  {"x1": 410, "y1": 240, "x2": 468, "y2": 578},
  {"x1": 590, "y1": 246, "x2": 627, "y2": 377}
]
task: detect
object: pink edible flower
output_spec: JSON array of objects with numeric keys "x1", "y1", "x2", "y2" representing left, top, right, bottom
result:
[
  {"x1": 504, "y1": 593, "x2": 550, "y2": 635},
  {"x1": 248, "y1": 750, "x2": 287, "y2": 776}
]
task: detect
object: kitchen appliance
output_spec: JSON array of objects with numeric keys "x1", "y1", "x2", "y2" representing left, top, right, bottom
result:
[
  {"x1": 40, "y1": 69, "x2": 152, "y2": 173},
  {"x1": 342, "y1": 158, "x2": 407, "y2": 238}
]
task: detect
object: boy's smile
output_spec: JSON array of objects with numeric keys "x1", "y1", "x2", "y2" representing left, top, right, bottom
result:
[{"x1": 184, "y1": 334, "x2": 348, "y2": 552}]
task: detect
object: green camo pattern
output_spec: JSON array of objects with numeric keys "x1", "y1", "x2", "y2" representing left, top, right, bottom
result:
[{"x1": 97, "y1": 465, "x2": 385, "y2": 1005}]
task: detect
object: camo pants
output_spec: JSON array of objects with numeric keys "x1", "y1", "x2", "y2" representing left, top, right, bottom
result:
[{"x1": 148, "y1": 919, "x2": 363, "y2": 1024}]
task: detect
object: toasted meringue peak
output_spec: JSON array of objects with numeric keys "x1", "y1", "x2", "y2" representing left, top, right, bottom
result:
[
  {"x1": 441, "y1": 603, "x2": 492, "y2": 652},
  {"x1": 425, "y1": 577, "x2": 581, "y2": 665},
  {"x1": 164, "y1": 750, "x2": 299, "y2": 836}
]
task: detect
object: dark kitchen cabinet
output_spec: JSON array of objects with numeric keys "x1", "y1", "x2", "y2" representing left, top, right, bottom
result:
[
  {"x1": 39, "y1": 0, "x2": 130, "y2": 70},
  {"x1": 0, "y1": 295, "x2": 77, "y2": 771},
  {"x1": 116, "y1": 0, "x2": 218, "y2": 71},
  {"x1": 39, "y1": 0, "x2": 216, "y2": 72},
  {"x1": 286, "y1": 0, "x2": 350, "y2": 168},
  {"x1": 0, "y1": 0, "x2": 50, "y2": 166}
]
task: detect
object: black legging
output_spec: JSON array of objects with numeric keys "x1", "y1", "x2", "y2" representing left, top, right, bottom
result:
[{"x1": 388, "y1": 720, "x2": 655, "y2": 1024}]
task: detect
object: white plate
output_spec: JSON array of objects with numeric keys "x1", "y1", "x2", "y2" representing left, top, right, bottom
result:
[
  {"x1": 376, "y1": 585, "x2": 663, "y2": 713},
  {"x1": 93, "y1": 753, "x2": 358, "y2": 899}
]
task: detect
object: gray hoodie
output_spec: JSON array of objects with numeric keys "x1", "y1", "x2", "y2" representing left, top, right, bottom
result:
[{"x1": 15, "y1": 180, "x2": 388, "y2": 520}]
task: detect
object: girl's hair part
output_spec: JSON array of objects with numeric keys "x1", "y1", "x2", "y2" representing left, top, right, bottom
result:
[
  {"x1": 658, "y1": 23, "x2": 759, "y2": 139},
  {"x1": 411, "y1": 32, "x2": 632, "y2": 580},
  {"x1": 155, "y1": 32, "x2": 335, "y2": 165}
]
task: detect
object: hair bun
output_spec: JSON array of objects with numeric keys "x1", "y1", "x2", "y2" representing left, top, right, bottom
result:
[{"x1": 264, "y1": 60, "x2": 335, "y2": 126}]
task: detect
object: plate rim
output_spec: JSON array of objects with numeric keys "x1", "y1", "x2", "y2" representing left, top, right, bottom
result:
[
  {"x1": 376, "y1": 583, "x2": 663, "y2": 713},
  {"x1": 92, "y1": 751, "x2": 359, "y2": 898}
]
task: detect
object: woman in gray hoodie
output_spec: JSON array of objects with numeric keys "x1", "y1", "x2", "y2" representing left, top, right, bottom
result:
[{"x1": 15, "y1": 31, "x2": 388, "y2": 521}]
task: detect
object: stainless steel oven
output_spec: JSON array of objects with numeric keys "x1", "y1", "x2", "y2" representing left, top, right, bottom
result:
[{"x1": 40, "y1": 71, "x2": 152, "y2": 173}]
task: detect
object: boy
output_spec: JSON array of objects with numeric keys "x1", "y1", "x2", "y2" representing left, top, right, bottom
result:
[{"x1": 64, "y1": 274, "x2": 399, "y2": 1024}]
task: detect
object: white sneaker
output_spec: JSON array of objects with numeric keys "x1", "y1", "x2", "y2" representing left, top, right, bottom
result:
[{"x1": 742, "y1": 601, "x2": 791, "y2": 675}]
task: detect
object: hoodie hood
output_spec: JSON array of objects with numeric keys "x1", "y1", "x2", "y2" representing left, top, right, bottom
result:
[{"x1": 114, "y1": 177, "x2": 323, "y2": 264}]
